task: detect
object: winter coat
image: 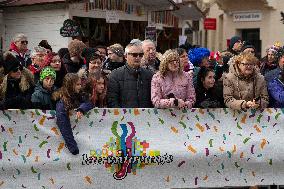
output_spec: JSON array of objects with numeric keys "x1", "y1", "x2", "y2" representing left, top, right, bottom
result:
[
  {"x1": 151, "y1": 71, "x2": 195, "y2": 108},
  {"x1": 62, "y1": 53, "x2": 85, "y2": 73},
  {"x1": 56, "y1": 98, "x2": 93, "y2": 154},
  {"x1": 107, "y1": 64, "x2": 153, "y2": 108},
  {"x1": 0, "y1": 67, "x2": 34, "y2": 109},
  {"x1": 223, "y1": 63, "x2": 269, "y2": 110},
  {"x1": 31, "y1": 82, "x2": 56, "y2": 110},
  {"x1": 9, "y1": 42, "x2": 32, "y2": 68},
  {"x1": 194, "y1": 82, "x2": 224, "y2": 108},
  {"x1": 103, "y1": 59, "x2": 126, "y2": 72},
  {"x1": 265, "y1": 67, "x2": 281, "y2": 83},
  {"x1": 268, "y1": 77, "x2": 284, "y2": 108}
]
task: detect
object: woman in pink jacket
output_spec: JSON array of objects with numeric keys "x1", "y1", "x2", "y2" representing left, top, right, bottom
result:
[{"x1": 151, "y1": 49, "x2": 196, "y2": 109}]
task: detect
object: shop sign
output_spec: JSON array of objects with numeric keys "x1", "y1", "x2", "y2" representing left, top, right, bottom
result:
[
  {"x1": 204, "y1": 18, "x2": 216, "y2": 30},
  {"x1": 106, "y1": 11, "x2": 119, "y2": 23},
  {"x1": 233, "y1": 11, "x2": 262, "y2": 22},
  {"x1": 145, "y1": 26, "x2": 157, "y2": 43}
]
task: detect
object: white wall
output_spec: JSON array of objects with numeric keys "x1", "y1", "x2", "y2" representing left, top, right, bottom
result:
[{"x1": 3, "y1": 3, "x2": 70, "y2": 52}]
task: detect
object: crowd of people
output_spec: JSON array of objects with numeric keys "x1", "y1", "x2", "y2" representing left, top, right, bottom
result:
[{"x1": 1, "y1": 33, "x2": 284, "y2": 155}]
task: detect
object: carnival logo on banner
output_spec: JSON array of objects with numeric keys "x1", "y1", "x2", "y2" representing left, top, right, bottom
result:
[{"x1": 82, "y1": 121, "x2": 173, "y2": 180}]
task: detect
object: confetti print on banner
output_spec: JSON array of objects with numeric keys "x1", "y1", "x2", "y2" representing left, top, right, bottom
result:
[
  {"x1": 195, "y1": 123, "x2": 205, "y2": 132},
  {"x1": 134, "y1": 109, "x2": 140, "y2": 116},
  {"x1": 241, "y1": 114, "x2": 247, "y2": 124},
  {"x1": 260, "y1": 139, "x2": 267, "y2": 149},
  {"x1": 171, "y1": 127, "x2": 178, "y2": 134},
  {"x1": 187, "y1": 145, "x2": 197, "y2": 154},
  {"x1": 57, "y1": 143, "x2": 65, "y2": 154},
  {"x1": 51, "y1": 127, "x2": 59, "y2": 136},
  {"x1": 26, "y1": 149, "x2": 32, "y2": 157},
  {"x1": 84, "y1": 176, "x2": 92, "y2": 184},
  {"x1": 0, "y1": 151, "x2": 2, "y2": 160},
  {"x1": 113, "y1": 109, "x2": 119, "y2": 115},
  {"x1": 39, "y1": 115, "x2": 47, "y2": 125},
  {"x1": 254, "y1": 125, "x2": 261, "y2": 133}
]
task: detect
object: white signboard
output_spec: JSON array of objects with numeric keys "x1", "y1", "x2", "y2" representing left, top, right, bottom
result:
[
  {"x1": 106, "y1": 11, "x2": 119, "y2": 23},
  {"x1": 233, "y1": 11, "x2": 262, "y2": 22}
]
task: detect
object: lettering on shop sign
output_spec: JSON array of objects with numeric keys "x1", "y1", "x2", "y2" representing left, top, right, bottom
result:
[
  {"x1": 233, "y1": 11, "x2": 262, "y2": 22},
  {"x1": 60, "y1": 19, "x2": 82, "y2": 37}
]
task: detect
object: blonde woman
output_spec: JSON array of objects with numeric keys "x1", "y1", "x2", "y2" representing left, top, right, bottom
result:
[
  {"x1": 223, "y1": 52, "x2": 269, "y2": 110},
  {"x1": 151, "y1": 49, "x2": 196, "y2": 109}
]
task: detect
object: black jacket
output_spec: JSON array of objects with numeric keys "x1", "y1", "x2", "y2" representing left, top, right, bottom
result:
[
  {"x1": 31, "y1": 82, "x2": 56, "y2": 110},
  {"x1": 62, "y1": 53, "x2": 85, "y2": 73},
  {"x1": 107, "y1": 64, "x2": 154, "y2": 108},
  {"x1": 194, "y1": 82, "x2": 224, "y2": 108}
]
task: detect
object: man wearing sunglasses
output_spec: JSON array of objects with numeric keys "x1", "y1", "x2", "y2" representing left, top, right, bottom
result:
[
  {"x1": 9, "y1": 33, "x2": 32, "y2": 68},
  {"x1": 107, "y1": 40, "x2": 154, "y2": 108},
  {"x1": 0, "y1": 52, "x2": 34, "y2": 110}
]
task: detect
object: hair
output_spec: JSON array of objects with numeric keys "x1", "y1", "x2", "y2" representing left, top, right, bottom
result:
[
  {"x1": 31, "y1": 46, "x2": 47, "y2": 57},
  {"x1": 197, "y1": 67, "x2": 215, "y2": 88},
  {"x1": 125, "y1": 40, "x2": 142, "y2": 54},
  {"x1": 188, "y1": 47, "x2": 210, "y2": 66},
  {"x1": 234, "y1": 51, "x2": 259, "y2": 67},
  {"x1": 39, "y1": 40, "x2": 52, "y2": 52},
  {"x1": 83, "y1": 72, "x2": 108, "y2": 108},
  {"x1": 176, "y1": 48, "x2": 186, "y2": 56},
  {"x1": 58, "y1": 48, "x2": 69, "y2": 59},
  {"x1": 142, "y1": 39, "x2": 156, "y2": 48},
  {"x1": 59, "y1": 73, "x2": 81, "y2": 111},
  {"x1": 13, "y1": 33, "x2": 27, "y2": 42},
  {"x1": 276, "y1": 47, "x2": 284, "y2": 63},
  {"x1": 68, "y1": 39, "x2": 87, "y2": 57},
  {"x1": 95, "y1": 45, "x2": 107, "y2": 52},
  {"x1": 159, "y1": 49, "x2": 182, "y2": 76}
]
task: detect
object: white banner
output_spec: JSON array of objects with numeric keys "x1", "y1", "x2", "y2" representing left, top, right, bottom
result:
[{"x1": 1, "y1": 108, "x2": 284, "y2": 188}]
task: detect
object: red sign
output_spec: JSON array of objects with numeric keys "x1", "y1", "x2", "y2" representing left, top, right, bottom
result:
[{"x1": 204, "y1": 18, "x2": 217, "y2": 30}]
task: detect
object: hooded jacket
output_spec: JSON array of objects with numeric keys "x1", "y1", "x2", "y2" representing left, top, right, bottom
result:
[
  {"x1": 0, "y1": 67, "x2": 34, "y2": 109},
  {"x1": 31, "y1": 82, "x2": 56, "y2": 110},
  {"x1": 9, "y1": 42, "x2": 32, "y2": 68},
  {"x1": 223, "y1": 62, "x2": 269, "y2": 110}
]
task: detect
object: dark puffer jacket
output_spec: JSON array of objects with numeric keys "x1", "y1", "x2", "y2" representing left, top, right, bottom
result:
[
  {"x1": 31, "y1": 82, "x2": 56, "y2": 110},
  {"x1": 107, "y1": 64, "x2": 154, "y2": 108}
]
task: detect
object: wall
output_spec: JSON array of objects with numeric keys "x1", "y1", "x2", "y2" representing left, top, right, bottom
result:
[{"x1": 3, "y1": 3, "x2": 70, "y2": 52}]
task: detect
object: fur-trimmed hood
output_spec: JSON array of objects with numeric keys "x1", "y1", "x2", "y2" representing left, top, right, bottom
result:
[{"x1": 0, "y1": 67, "x2": 34, "y2": 100}]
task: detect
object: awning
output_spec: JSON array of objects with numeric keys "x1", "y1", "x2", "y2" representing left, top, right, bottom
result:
[
  {"x1": 128, "y1": 0, "x2": 178, "y2": 11},
  {"x1": 0, "y1": 0, "x2": 65, "y2": 7},
  {"x1": 216, "y1": 0, "x2": 276, "y2": 11},
  {"x1": 173, "y1": 2, "x2": 204, "y2": 21}
]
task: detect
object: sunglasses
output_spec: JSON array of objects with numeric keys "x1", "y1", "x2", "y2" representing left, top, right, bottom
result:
[
  {"x1": 20, "y1": 41, "x2": 28, "y2": 44},
  {"x1": 12, "y1": 66, "x2": 23, "y2": 73},
  {"x1": 128, "y1": 53, "x2": 144, "y2": 58}
]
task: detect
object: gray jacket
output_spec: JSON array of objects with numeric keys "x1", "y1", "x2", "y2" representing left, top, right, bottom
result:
[{"x1": 107, "y1": 64, "x2": 154, "y2": 108}]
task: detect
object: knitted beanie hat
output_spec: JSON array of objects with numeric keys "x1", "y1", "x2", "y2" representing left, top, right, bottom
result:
[{"x1": 40, "y1": 66, "x2": 56, "y2": 81}]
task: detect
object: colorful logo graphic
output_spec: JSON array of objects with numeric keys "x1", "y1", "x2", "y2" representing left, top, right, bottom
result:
[{"x1": 85, "y1": 121, "x2": 173, "y2": 180}]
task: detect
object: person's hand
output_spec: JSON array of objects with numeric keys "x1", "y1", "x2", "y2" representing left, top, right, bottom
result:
[
  {"x1": 246, "y1": 100, "x2": 259, "y2": 109},
  {"x1": 177, "y1": 99, "x2": 186, "y2": 109},
  {"x1": 76, "y1": 111, "x2": 83, "y2": 120}
]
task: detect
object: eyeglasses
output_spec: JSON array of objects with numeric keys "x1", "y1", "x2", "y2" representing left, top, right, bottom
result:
[
  {"x1": 169, "y1": 59, "x2": 180, "y2": 64},
  {"x1": 240, "y1": 63, "x2": 255, "y2": 67},
  {"x1": 128, "y1": 53, "x2": 144, "y2": 58},
  {"x1": 20, "y1": 41, "x2": 28, "y2": 45}
]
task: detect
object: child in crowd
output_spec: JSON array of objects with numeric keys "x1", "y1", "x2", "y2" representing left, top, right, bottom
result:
[
  {"x1": 31, "y1": 67, "x2": 57, "y2": 110},
  {"x1": 53, "y1": 73, "x2": 93, "y2": 155}
]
